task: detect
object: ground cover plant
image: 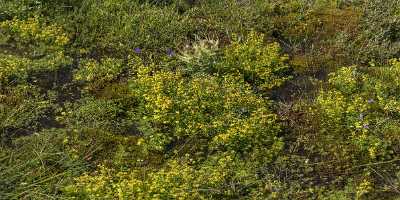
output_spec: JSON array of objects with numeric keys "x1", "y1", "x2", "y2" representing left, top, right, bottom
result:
[{"x1": 1, "y1": 0, "x2": 400, "y2": 199}]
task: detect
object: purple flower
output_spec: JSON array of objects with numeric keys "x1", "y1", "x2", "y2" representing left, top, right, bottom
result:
[
  {"x1": 167, "y1": 48, "x2": 175, "y2": 57},
  {"x1": 363, "y1": 124, "x2": 369, "y2": 129},
  {"x1": 134, "y1": 47, "x2": 142, "y2": 54},
  {"x1": 367, "y1": 99, "x2": 374, "y2": 104}
]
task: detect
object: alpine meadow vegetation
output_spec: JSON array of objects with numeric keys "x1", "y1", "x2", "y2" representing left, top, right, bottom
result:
[{"x1": 1, "y1": 0, "x2": 400, "y2": 199}]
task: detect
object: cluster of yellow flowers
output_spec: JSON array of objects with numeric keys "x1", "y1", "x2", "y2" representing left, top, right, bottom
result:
[
  {"x1": 223, "y1": 31, "x2": 290, "y2": 90},
  {"x1": 73, "y1": 57, "x2": 126, "y2": 91},
  {"x1": 66, "y1": 152, "x2": 270, "y2": 199},
  {"x1": 0, "y1": 16, "x2": 69, "y2": 47},
  {"x1": 132, "y1": 64, "x2": 281, "y2": 153},
  {"x1": 0, "y1": 17, "x2": 71, "y2": 87},
  {"x1": 315, "y1": 60, "x2": 400, "y2": 161},
  {"x1": 0, "y1": 54, "x2": 30, "y2": 85},
  {"x1": 328, "y1": 66, "x2": 359, "y2": 94}
]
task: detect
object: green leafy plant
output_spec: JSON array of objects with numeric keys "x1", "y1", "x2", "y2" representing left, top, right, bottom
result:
[
  {"x1": 0, "y1": 16, "x2": 71, "y2": 88},
  {"x1": 179, "y1": 31, "x2": 291, "y2": 91},
  {"x1": 222, "y1": 31, "x2": 291, "y2": 90},
  {"x1": 130, "y1": 63, "x2": 282, "y2": 155}
]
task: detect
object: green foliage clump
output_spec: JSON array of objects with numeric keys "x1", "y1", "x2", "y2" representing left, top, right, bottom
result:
[
  {"x1": 57, "y1": 98, "x2": 134, "y2": 134},
  {"x1": 72, "y1": 0, "x2": 191, "y2": 57},
  {"x1": 0, "y1": 16, "x2": 69, "y2": 49},
  {"x1": 222, "y1": 31, "x2": 290, "y2": 90},
  {"x1": 281, "y1": 60, "x2": 400, "y2": 198},
  {"x1": 184, "y1": 0, "x2": 274, "y2": 40},
  {"x1": 0, "y1": 16, "x2": 71, "y2": 88},
  {"x1": 65, "y1": 153, "x2": 281, "y2": 199},
  {"x1": 178, "y1": 38, "x2": 220, "y2": 74},
  {"x1": 267, "y1": 0, "x2": 363, "y2": 74},
  {"x1": 180, "y1": 31, "x2": 291, "y2": 91},
  {"x1": 130, "y1": 63, "x2": 282, "y2": 155},
  {"x1": 0, "y1": 54, "x2": 31, "y2": 86},
  {"x1": 314, "y1": 62, "x2": 400, "y2": 162},
  {"x1": 73, "y1": 57, "x2": 125, "y2": 91}
]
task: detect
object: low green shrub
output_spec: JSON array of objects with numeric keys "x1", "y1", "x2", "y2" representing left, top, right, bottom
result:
[
  {"x1": 130, "y1": 63, "x2": 282, "y2": 155},
  {"x1": 282, "y1": 60, "x2": 400, "y2": 198},
  {"x1": 73, "y1": 57, "x2": 125, "y2": 92},
  {"x1": 64, "y1": 152, "x2": 283, "y2": 199},
  {"x1": 179, "y1": 31, "x2": 291, "y2": 91},
  {"x1": 0, "y1": 16, "x2": 71, "y2": 88}
]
